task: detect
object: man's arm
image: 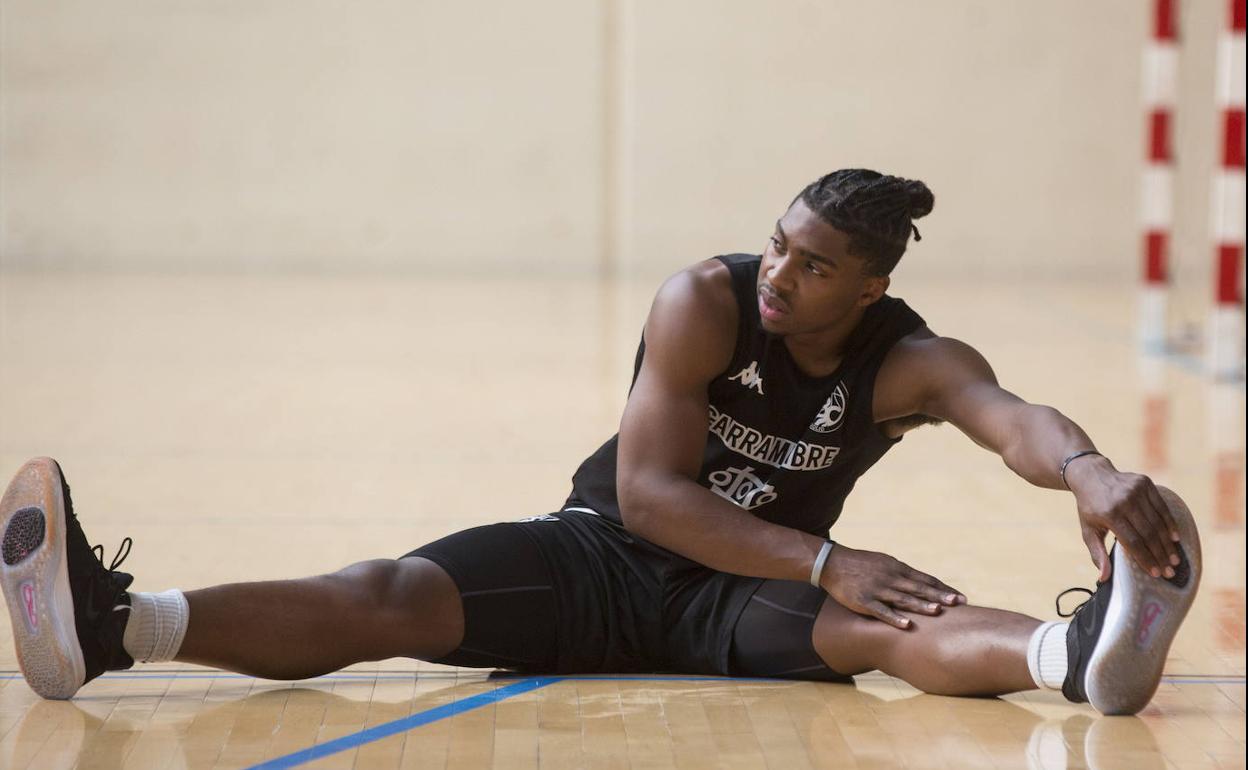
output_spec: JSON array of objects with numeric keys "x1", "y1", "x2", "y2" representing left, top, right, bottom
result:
[
  {"x1": 617, "y1": 265, "x2": 962, "y2": 628},
  {"x1": 616, "y1": 264, "x2": 824, "y2": 583},
  {"x1": 878, "y1": 334, "x2": 1183, "y2": 582}
]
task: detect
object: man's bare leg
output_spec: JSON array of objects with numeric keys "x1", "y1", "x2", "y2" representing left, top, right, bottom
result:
[
  {"x1": 812, "y1": 599, "x2": 1041, "y2": 696},
  {"x1": 2, "y1": 457, "x2": 471, "y2": 697},
  {"x1": 812, "y1": 486, "x2": 1202, "y2": 712},
  {"x1": 174, "y1": 557, "x2": 464, "y2": 680}
]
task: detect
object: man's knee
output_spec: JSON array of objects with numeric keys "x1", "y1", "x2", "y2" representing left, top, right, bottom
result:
[
  {"x1": 811, "y1": 597, "x2": 953, "y2": 675},
  {"x1": 811, "y1": 598, "x2": 892, "y2": 675},
  {"x1": 332, "y1": 558, "x2": 463, "y2": 638},
  {"x1": 815, "y1": 602, "x2": 1000, "y2": 691}
]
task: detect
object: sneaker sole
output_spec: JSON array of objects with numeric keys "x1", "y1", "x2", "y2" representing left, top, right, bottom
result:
[
  {"x1": 1084, "y1": 486, "x2": 1202, "y2": 715},
  {"x1": 0, "y1": 458, "x2": 86, "y2": 699}
]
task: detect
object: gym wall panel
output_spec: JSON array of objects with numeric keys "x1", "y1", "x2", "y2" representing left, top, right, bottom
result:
[
  {"x1": 0, "y1": 0, "x2": 1228, "y2": 285},
  {"x1": 616, "y1": 0, "x2": 1142, "y2": 282},
  {"x1": 0, "y1": 0, "x2": 605, "y2": 273}
]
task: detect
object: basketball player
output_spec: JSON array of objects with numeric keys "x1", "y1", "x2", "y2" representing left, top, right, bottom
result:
[{"x1": 2, "y1": 169, "x2": 1200, "y2": 715}]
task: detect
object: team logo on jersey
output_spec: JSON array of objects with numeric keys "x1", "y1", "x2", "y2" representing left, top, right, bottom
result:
[
  {"x1": 707, "y1": 465, "x2": 778, "y2": 510},
  {"x1": 810, "y1": 382, "x2": 849, "y2": 433},
  {"x1": 729, "y1": 360, "x2": 765, "y2": 395}
]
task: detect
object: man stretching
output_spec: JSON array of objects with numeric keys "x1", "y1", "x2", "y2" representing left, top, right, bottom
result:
[{"x1": 1, "y1": 169, "x2": 1200, "y2": 715}]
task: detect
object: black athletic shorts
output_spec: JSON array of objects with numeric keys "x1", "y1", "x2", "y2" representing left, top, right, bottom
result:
[{"x1": 403, "y1": 509, "x2": 850, "y2": 681}]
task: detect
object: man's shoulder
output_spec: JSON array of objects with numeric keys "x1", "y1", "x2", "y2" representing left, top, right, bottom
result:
[
  {"x1": 882, "y1": 331, "x2": 991, "y2": 383},
  {"x1": 642, "y1": 258, "x2": 742, "y2": 385},
  {"x1": 681, "y1": 254, "x2": 748, "y2": 287},
  {"x1": 875, "y1": 330, "x2": 993, "y2": 423},
  {"x1": 886, "y1": 331, "x2": 983, "y2": 367},
  {"x1": 655, "y1": 257, "x2": 740, "y2": 324}
]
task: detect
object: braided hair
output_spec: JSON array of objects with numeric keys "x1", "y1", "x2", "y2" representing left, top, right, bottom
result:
[{"x1": 796, "y1": 169, "x2": 934, "y2": 276}]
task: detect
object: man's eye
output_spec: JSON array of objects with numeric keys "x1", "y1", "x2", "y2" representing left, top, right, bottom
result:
[
  {"x1": 806, "y1": 262, "x2": 824, "y2": 276},
  {"x1": 770, "y1": 236, "x2": 786, "y2": 253}
]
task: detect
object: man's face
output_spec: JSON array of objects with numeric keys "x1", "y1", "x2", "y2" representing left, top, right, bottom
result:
[{"x1": 756, "y1": 199, "x2": 888, "y2": 337}]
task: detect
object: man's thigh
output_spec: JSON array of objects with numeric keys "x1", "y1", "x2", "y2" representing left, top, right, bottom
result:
[
  {"x1": 403, "y1": 511, "x2": 664, "y2": 674},
  {"x1": 729, "y1": 579, "x2": 860, "y2": 681},
  {"x1": 403, "y1": 521, "x2": 561, "y2": 671}
]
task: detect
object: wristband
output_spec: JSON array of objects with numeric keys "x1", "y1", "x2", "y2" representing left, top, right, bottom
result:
[
  {"x1": 810, "y1": 539, "x2": 836, "y2": 587},
  {"x1": 1059, "y1": 450, "x2": 1104, "y2": 489}
]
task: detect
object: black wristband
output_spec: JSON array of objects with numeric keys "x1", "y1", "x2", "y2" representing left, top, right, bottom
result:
[{"x1": 1059, "y1": 450, "x2": 1104, "y2": 489}]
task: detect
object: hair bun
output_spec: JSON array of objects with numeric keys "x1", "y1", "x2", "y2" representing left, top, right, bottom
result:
[{"x1": 903, "y1": 180, "x2": 934, "y2": 220}]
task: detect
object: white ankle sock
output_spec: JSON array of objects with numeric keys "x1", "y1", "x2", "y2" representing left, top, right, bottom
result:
[
  {"x1": 1027, "y1": 621, "x2": 1070, "y2": 690},
  {"x1": 122, "y1": 589, "x2": 190, "y2": 663}
]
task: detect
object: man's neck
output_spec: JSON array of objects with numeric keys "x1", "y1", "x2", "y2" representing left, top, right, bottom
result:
[{"x1": 781, "y1": 307, "x2": 866, "y2": 378}]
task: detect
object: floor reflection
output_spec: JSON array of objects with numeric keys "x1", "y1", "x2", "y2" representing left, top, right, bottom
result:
[
  {"x1": 0, "y1": 676, "x2": 1177, "y2": 770},
  {"x1": 791, "y1": 684, "x2": 1167, "y2": 770}
]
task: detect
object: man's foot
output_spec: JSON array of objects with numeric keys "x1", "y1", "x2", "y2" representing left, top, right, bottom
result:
[
  {"x1": 0, "y1": 458, "x2": 135, "y2": 699},
  {"x1": 1060, "y1": 486, "x2": 1202, "y2": 715}
]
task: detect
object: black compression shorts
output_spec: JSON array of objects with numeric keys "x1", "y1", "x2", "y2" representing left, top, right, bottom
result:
[{"x1": 402, "y1": 510, "x2": 849, "y2": 681}]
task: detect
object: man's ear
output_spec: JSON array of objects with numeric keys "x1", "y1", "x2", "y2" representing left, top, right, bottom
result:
[{"x1": 858, "y1": 274, "x2": 890, "y2": 307}]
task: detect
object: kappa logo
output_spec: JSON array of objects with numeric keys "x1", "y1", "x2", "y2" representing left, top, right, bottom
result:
[
  {"x1": 729, "y1": 361, "x2": 765, "y2": 395},
  {"x1": 810, "y1": 382, "x2": 849, "y2": 433},
  {"x1": 708, "y1": 465, "x2": 778, "y2": 510}
]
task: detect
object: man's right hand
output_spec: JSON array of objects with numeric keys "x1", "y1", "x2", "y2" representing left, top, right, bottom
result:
[{"x1": 819, "y1": 544, "x2": 966, "y2": 629}]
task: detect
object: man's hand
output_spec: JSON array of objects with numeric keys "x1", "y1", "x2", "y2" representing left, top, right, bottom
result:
[
  {"x1": 819, "y1": 545, "x2": 966, "y2": 629},
  {"x1": 1064, "y1": 455, "x2": 1182, "y2": 583}
]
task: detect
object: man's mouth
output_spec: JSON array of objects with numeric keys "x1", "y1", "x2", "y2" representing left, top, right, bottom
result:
[{"x1": 758, "y1": 287, "x2": 790, "y2": 320}]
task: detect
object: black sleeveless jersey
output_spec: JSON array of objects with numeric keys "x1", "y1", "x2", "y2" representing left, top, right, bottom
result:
[{"x1": 565, "y1": 253, "x2": 925, "y2": 537}]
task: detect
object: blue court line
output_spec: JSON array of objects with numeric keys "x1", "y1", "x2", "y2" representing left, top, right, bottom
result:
[
  {"x1": 246, "y1": 676, "x2": 561, "y2": 770},
  {"x1": 1159, "y1": 678, "x2": 1247, "y2": 684}
]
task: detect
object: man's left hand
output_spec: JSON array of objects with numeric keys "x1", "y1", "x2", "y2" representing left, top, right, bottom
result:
[{"x1": 1064, "y1": 455, "x2": 1182, "y2": 582}]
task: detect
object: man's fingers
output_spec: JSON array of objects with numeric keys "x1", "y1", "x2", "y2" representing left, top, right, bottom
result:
[
  {"x1": 862, "y1": 601, "x2": 912, "y2": 629},
  {"x1": 893, "y1": 579, "x2": 952, "y2": 608},
  {"x1": 1123, "y1": 506, "x2": 1168, "y2": 574},
  {"x1": 1083, "y1": 527, "x2": 1111, "y2": 582},
  {"x1": 1144, "y1": 483, "x2": 1183, "y2": 552},
  {"x1": 882, "y1": 590, "x2": 942, "y2": 616},
  {"x1": 1122, "y1": 507, "x2": 1170, "y2": 578},
  {"x1": 1112, "y1": 516, "x2": 1165, "y2": 578},
  {"x1": 903, "y1": 568, "x2": 965, "y2": 604},
  {"x1": 1135, "y1": 490, "x2": 1180, "y2": 573}
]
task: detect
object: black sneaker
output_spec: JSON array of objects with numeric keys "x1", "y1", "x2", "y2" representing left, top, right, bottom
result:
[
  {"x1": 1, "y1": 457, "x2": 135, "y2": 699},
  {"x1": 1058, "y1": 486, "x2": 1201, "y2": 715}
]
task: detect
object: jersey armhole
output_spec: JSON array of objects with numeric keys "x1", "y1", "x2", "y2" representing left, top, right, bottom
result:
[
  {"x1": 709, "y1": 254, "x2": 758, "y2": 382},
  {"x1": 866, "y1": 305, "x2": 928, "y2": 443}
]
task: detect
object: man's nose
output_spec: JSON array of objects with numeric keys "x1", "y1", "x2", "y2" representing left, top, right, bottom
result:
[{"x1": 767, "y1": 254, "x2": 797, "y2": 293}]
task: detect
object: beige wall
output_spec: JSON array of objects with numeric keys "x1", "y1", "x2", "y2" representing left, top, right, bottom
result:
[
  {"x1": 1, "y1": 0, "x2": 607, "y2": 274},
  {"x1": 0, "y1": 0, "x2": 1230, "y2": 287}
]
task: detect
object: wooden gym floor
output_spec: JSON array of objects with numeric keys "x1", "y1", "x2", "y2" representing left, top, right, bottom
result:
[{"x1": 0, "y1": 269, "x2": 1243, "y2": 769}]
